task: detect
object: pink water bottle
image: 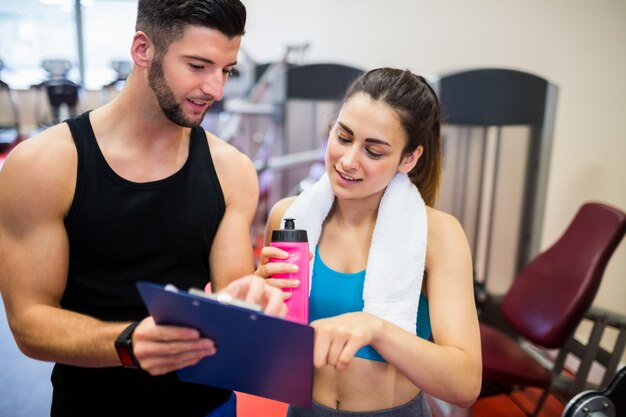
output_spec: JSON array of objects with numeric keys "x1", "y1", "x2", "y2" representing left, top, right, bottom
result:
[{"x1": 270, "y1": 218, "x2": 309, "y2": 324}]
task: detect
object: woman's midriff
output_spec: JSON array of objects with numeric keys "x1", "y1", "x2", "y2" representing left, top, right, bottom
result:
[{"x1": 312, "y1": 357, "x2": 420, "y2": 411}]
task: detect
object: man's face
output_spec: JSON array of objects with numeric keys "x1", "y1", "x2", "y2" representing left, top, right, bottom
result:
[
  {"x1": 148, "y1": 25, "x2": 241, "y2": 127},
  {"x1": 148, "y1": 54, "x2": 194, "y2": 127}
]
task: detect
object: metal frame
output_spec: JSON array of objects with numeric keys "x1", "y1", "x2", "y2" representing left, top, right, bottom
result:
[{"x1": 433, "y1": 68, "x2": 558, "y2": 287}]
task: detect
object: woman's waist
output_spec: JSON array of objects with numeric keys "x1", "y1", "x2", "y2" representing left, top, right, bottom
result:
[{"x1": 313, "y1": 357, "x2": 420, "y2": 412}]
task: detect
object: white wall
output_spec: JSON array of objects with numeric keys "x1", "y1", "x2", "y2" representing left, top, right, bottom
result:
[{"x1": 242, "y1": 0, "x2": 626, "y2": 316}]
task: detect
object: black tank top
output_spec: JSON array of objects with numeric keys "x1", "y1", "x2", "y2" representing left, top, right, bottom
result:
[{"x1": 51, "y1": 112, "x2": 231, "y2": 416}]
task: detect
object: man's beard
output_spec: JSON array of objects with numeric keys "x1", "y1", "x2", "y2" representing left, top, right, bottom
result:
[{"x1": 148, "y1": 56, "x2": 207, "y2": 128}]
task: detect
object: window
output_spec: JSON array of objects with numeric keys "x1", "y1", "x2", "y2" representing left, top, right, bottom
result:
[
  {"x1": 82, "y1": 0, "x2": 136, "y2": 90},
  {"x1": 0, "y1": 0, "x2": 78, "y2": 89},
  {"x1": 0, "y1": 0, "x2": 136, "y2": 90}
]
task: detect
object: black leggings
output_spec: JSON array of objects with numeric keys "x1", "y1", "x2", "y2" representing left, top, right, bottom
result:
[{"x1": 286, "y1": 392, "x2": 431, "y2": 417}]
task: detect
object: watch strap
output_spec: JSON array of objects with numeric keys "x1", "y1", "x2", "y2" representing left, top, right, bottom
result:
[{"x1": 115, "y1": 321, "x2": 141, "y2": 369}]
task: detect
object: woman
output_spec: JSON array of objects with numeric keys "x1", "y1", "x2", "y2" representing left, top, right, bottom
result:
[{"x1": 257, "y1": 68, "x2": 481, "y2": 416}]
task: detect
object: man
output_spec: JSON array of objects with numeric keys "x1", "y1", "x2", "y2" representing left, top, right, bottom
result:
[{"x1": 0, "y1": 1, "x2": 284, "y2": 415}]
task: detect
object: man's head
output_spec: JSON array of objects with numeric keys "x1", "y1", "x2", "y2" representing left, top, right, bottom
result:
[
  {"x1": 136, "y1": 0, "x2": 246, "y2": 58},
  {"x1": 134, "y1": 0, "x2": 245, "y2": 127}
]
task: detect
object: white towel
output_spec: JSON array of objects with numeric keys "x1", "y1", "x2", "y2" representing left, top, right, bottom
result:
[{"x1": 283, "y1": 172, "x2": 427, "y2": 334}]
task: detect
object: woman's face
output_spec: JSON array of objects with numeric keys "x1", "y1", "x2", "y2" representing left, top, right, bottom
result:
[{"x1": 325, "y1": 92, "x2": 420, "y2": 202}]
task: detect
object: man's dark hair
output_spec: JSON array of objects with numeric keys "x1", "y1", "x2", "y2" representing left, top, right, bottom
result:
[{"x1": 136, "y1": 0, "x2": 246, "y2": 54}]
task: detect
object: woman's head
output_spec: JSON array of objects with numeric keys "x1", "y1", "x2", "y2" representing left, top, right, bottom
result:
[
  {"x1": 326, "y1": 92, "x2": 416, "y2": 205},
  {"x1": 342, "y1": 68, "x2": 442, "y2": 206},
  {"x1": 136, "y1": 0, "x2": 246, "y2": 57}
]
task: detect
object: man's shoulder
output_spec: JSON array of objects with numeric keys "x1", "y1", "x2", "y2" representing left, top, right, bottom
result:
[
  {"x1": 203, "y1": 130, "x2": 257, "y2": 200},
  {"x1": 3, "y1": 123, "x2": 76, "y2": 174},
  {"x1": 204, "y1": 129, "x2": 238, "y2": 153},
  {"x1": 204, "y1": 130, "x2": 255, "y2": 172},
  {"x1": 0, "y1": 123, "x2": 77, "y2": 216}
]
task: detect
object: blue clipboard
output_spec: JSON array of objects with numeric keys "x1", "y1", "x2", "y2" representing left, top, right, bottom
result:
[{"x1": 137, "y1": 281, "x2": 314, "y2": 407}]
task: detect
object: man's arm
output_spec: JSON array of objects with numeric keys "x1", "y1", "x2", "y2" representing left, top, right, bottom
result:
[
  {"x1": 0, "y1": 127, "x2": 215, "y2": 372},
  {"x1": 0, "y1": 127, "x2": 127, "y2": 366},
  {"x1": 207, "y1": 133, "x2": 259, "y2": 292}
]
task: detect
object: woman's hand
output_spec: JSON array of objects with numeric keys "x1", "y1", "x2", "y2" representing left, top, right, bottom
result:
[
  {"x1": 255, "y1": 246, "x2": 301, "y2": 294},
  {"x1": 311, "y1": 312, "x2": 384, "y2": 372}
]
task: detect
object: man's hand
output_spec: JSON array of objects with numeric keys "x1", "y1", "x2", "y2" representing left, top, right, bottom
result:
[{"x1": 132, "y1": 317, "x2": 216, "y2": 376}]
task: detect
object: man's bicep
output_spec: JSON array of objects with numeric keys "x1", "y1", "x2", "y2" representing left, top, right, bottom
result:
[
  {"x1": 0, "y1": 194, "x2": 70, "y2": 307},
  {"x1": 208, "y1": 208, "x2": 256, "y2": 292},
  {"x1": 0, "y1": 147, "x2": 71, "y2": 318},
  {"x1": 208, "y1": 158, "x2": 258, "y2": 291}
]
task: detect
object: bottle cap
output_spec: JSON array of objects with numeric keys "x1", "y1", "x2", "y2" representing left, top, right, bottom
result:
[{"x1": 271, "y1": 218, "x2": 308, "y2": 242}]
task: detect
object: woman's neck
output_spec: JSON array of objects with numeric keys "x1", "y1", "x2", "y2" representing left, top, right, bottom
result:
[{"x1": 330, "y1": 197, "x2": 379, "y2": 229}]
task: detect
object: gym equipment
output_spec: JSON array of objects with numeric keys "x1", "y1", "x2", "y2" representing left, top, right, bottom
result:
[
  {"x1": 0, "y1": 58, "x2": 21, "y2": 148},
  {"x1": 479, "y1": 202, "x2": 626, "y2": 416},
  {"x1": 561, "y1": 366, "x2": 625, "y2": 417},
  {"x1": 34, "y1": 59, "x2": 81, "y2": 127}
]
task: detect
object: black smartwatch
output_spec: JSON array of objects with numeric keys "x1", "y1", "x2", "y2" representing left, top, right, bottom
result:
[{"x1": 114, "y1": 321, "x2": 141, "y2": 369}]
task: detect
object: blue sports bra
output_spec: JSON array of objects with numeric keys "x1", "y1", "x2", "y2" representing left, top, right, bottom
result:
[{"x1": 309, "y1": 246, "x2": 431, "y2": 362}]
